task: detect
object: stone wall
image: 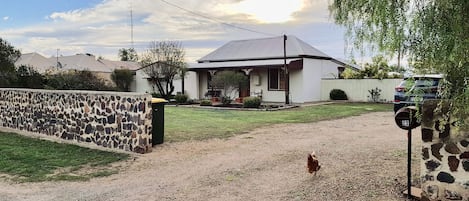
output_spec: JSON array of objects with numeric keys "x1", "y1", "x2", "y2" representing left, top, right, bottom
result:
[
  {"x1": 0, "y1": 88, "x2": 153, "y2": 153},
  {"x1": 420, "y1": 100, "x2": 469, "y2": 201}
]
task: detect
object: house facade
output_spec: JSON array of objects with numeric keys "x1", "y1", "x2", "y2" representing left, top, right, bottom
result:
[{"x1": 189, "y1": 35, "x2": 353, "y2": 103}]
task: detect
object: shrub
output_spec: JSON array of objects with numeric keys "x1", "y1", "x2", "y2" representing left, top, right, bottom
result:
[
  {"x1": 174, "y1": 94, "x2": 188, "y2": 104},
  {"x1": 45, "y1": 70, "x2": 113, "y2": 91},
  {"x1": 243, "y1": 97, "x2": 261, "y2": 108},
  {"x1": 199, "y1": 99, "x2": 212, "y2": 106},
  {"x1": 329, "y1": 89, "x2": 348, "y2": 100},
  {"x1": 221, "y1": 96, "x2": 232, "y2": 105}
]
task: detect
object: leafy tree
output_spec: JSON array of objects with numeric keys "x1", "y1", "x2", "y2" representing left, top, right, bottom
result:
[
  {"x1": 330, "y1": 0, "x2": 469, "y2": 125},
  {"x1": 15, "y1": 65, "x2": 44, "y2": 89},
  {"x1": 210, "y1": 71, "x2": 248, "y2": 105},
  {"x1": 118, "y1": 48, "x2": 138, "y2": 61},
  {"x1": 342, "y1": 68, "x2": 363, "y2": 79},
  {"x1": 111, "y1": 69, "x2": 134, "y2": 92},
  {"x1": 0, "y1": 38, "x2": 21, "y2": 87},
  {"x1": 140, "y1": 41, "x2": 187, "y2": 99}
]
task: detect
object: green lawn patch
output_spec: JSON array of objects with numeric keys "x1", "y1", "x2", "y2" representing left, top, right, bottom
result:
[
  {"x1": 0, "y1": 132, "x2": 129, "y2": 182},
  {"x1": 165, "y1": 103, "x2": 392, "y2": 142}
]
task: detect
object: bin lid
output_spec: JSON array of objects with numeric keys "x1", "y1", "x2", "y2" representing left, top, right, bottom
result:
[{"x1": 152, "y1": 98, "x2": 168, "y2": 103}]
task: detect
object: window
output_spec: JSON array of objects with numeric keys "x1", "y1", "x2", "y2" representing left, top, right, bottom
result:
[{"x1": 268, "y1": 68, "x2": 286, "y2": 90}]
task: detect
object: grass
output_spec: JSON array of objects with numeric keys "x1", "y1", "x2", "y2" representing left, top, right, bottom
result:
[
  {"x1": 0, "y1": 132, "x2": 129, "y2": 182},
  {"x1": 165, "y1": 103, "x2": 392, "y2": 142}
]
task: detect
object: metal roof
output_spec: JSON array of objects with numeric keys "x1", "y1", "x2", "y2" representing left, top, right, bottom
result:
[
  {"x1": 53, "y1": 54, "x2": 110, "y2": 72},
  {"x1": 198, "y1": 35, "x2": 331, "y2": 62},
  {"x1": 190, "y1": 59, "x2": 301, "y2": 70}
]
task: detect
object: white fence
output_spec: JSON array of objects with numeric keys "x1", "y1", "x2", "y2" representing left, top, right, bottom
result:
[{"x1": 320, "y1": 79, "x2": 402, "y2": 102}]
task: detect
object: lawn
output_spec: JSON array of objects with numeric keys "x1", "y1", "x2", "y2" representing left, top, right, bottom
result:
[
  {"x1": 165, "y1": 103, "x2": 392, "y2": 142},
  {"x1": 0, "y1": 132, "x2": 129, "y2": 182}
]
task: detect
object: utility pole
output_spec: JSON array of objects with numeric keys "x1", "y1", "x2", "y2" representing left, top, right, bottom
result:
[
  {"x1": 56, "y1": 49, "x2": 60, "y2": 70},
  {"x1": 130, "y1": 6, "x2": 134, "y2": 49},
  {"x1": 283, "y1": 35, "x2": 290, "y2": 104}
]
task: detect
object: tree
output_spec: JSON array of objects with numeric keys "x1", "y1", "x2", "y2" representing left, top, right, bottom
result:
[
  {"x1": 111, "y1": 69, "x2": 134, "y2": 92},
  {"x1": 0, "y1": 38, "x2": 21, "y2": 87},
  {"x1": 140, "y1": 41, "x2": 187, "y2": 99},
  {"x1": 210, "y1": 71, "x2": 248, "y2": 105},
  {"x1": 118, "y1": 48, "x2": 138, "y2": 61},
  {"x1": 15, "y1": 65, "x2": 44, "y2": 89},
  {"x1": 330, "y1": 0, "x2": 469, "y2": 124}
]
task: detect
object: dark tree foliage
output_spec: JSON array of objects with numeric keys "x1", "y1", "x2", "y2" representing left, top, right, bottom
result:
[
  {"x1": 46, "y1": 70, "x2": 113, "y2": 91},
  {"x1": 14, "y1": 65, "x2": 45, "y2": 89},
  {"x1": 0, "y1": 38, "x2": 21, "y2": 87},
  {"x1": 111, "y1": 69, "x2": 134, "y2": 92},
  {"x1": 118, "y1": 48, "x2": 138, "y2": 62}
]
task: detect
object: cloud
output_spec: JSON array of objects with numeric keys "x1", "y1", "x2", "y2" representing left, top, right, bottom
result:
[
  {"x1": 1, "y1": 0, "x2": 346, "y2": 62},
  {"x1": 2, "y1": 16, "x2": 9, "y2": 21}
]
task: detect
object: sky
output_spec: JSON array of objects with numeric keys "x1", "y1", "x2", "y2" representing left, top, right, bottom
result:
[{"x1": 0, "y1": 0, "x2": 354, "y2": 63}]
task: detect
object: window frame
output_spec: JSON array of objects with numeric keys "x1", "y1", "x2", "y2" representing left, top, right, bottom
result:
[{"x1": 268, "y1": 67, "x2": 286, "y2": 91}]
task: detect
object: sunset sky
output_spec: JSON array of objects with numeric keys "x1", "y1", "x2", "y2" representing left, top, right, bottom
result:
[{"x1": 1, "y1": 0, "x2": 352, "y2": 63}]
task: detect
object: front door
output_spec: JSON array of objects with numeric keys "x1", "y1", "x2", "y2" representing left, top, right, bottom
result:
[{"x1": 239, "y1": 74, "x2": 250, "y2": 98}]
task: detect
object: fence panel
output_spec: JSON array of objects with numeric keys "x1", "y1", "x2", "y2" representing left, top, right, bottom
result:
[{"x1": 321, "y1": 79, "x2": 402, "y2": 102}]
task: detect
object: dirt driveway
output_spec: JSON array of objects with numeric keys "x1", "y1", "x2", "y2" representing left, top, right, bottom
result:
[{"x1": 0, "y1": 112, "x2": 421, "y2": 201}]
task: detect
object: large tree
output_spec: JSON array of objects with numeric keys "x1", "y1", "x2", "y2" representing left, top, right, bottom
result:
[
  {"x1": 330, "y1": 0, "x2": 469, "y2": 126},
  {"x1": 0, "y1": 38, "x2": 21, "y2": 87},
  {"x1": 140, "y1": 41, "x2": 187, "y2": 99},
  {"x1": 118, "y1": 48, "x2": 138, "y2": 61}
]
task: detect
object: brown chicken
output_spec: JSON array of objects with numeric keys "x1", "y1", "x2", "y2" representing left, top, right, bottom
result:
[{"x1": 307, "y1": 151, "x2": 321, "y2": 175}]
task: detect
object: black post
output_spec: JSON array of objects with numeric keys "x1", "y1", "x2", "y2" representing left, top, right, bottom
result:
[
  {"x1": 407, "y1": 128, "x2": 412, "y2": 199},
  {"x1": 283, "y1": 35, "x2": 289, "y2": 104}
]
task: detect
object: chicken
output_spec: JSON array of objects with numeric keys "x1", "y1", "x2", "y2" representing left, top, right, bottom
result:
[{"x1": 307, "y1": 151, "x2": 321, "y2": 175}]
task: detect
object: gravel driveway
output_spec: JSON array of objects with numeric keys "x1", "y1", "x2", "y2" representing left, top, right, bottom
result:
[{"x1": 0, "y1": 112, "x2": 421, "y2": 201}]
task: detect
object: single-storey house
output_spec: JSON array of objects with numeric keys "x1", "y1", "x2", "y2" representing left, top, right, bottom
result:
[{"x1": 188, "y1": 35, "x2": 355, "y2": 103}]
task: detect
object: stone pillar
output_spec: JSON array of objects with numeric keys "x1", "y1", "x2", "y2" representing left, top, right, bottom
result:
[{"x1": 420, "y1": 100, "x2": 469, "y2": 201}]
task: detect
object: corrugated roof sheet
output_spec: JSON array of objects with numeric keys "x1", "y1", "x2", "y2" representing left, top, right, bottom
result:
[
  {"x1": 190, "y1": 59, "x2": 300, "y2": 69},
  {"x1": 198, "y1": 35, "x2": 331, "y2": 62},
  {"x1": 53, "y1": 54, "x2": 110, "y2": 72}
]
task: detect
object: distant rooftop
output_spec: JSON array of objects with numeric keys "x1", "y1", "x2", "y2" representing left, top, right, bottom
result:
[{"x1": 15, "y1": 53, "x2": 140, "y2": 73}]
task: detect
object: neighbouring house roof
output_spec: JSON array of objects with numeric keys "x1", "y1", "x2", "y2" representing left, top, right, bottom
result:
[
  {"x1": 191, "y1": 35, "x2": 347, "y2": 70},
  {"x1": 14, "y1": 52, "x2": 56, "y2": 74},
  {"x1": 16, "y1": 53, "x2": 141, "y2": 74},
  {"x1": 52, "y1": 54, "x2": 110, "y2": 72}
]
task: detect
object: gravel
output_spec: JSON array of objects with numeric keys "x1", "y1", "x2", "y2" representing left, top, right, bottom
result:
[{"x1": 0, "y1": 112, "x2": 421, "y2": 201}]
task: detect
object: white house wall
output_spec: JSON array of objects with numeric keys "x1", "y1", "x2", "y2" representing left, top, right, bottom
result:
[
  {"x1": 289, "y1": 69, "x2": 303, "y2": 103},
  {"x1": 132, "y1": 70, "x2": 153, "y2": 93},
  {"x1": 183, "y1": 72, "x2": 198, "y2": 100},
  {"x1": 300, "y1": 59, "x2": 338, "y2": 103}
]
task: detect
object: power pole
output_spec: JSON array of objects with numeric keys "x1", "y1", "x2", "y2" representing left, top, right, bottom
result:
[
  {"x1": 283, "y1": 35, "x2": 290, "y2": 104},
  {"x1": 130, "y1": 4, "x2": 134, "y2": 49}
]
